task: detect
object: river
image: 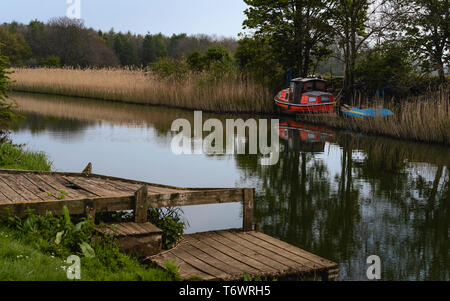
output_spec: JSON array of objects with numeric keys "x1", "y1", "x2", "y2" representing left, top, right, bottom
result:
[{"x1": 9, "y1": 92, "x2": 449, "y2": 281}]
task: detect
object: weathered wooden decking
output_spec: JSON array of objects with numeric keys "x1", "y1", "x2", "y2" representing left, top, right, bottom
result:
[
  {"x1": 0, "y1": 165, "x2": 339, "y2": 281},
  {"x1": 0, "y1": 167, "x2": 250, "y2": 223},
  {"x1": 150, "y1": 229, "x2": 339, "y2": 281}
]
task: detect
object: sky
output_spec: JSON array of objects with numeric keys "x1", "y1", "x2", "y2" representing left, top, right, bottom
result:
[{"x1": 1, "y1": 0, "x2": 248, "y2": 37}]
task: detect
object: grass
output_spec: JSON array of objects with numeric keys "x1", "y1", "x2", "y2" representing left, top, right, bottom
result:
[
  {"x1": 0, "y1": 227, "x2": 68, "y2": 281},
  {"x1": 0, "y1": 141, "x2": 52, "y2": 171},
  {"x1": 0, "y1": 209, "x2": 180, "y2": 281},
  {"x1": 9, "y1": 67, "x2": 273, "y2": 114}
]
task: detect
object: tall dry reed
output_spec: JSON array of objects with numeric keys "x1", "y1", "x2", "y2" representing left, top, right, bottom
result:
[
  {"x1": 302, "y1": 87, "x2": 450, "y2": 145},
  {"x1": 9, "y1": 68, "x2": 274, "y2": 114},
  {"x1": 9, "y1": 68, "x2": 450, "y2": 145}
]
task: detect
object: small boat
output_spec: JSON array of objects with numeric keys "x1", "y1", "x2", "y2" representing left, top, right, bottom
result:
[
  {"x1": 340, "y1": 104, "x2": 394, "y2": 118},
  {"x1": 274, "y1": 77, "x2": 335, "y2": 114}
]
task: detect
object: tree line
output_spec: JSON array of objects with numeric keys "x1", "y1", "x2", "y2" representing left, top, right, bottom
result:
[
  {"x1": 0, "y1": 17, "x2": 238, "y2": 69},
  {"x1": 240, "y1": 0, "x2": 448, "y2": 101},
  {"x1": 0, "y1": 0, "x2": 448, "y2": 102}
]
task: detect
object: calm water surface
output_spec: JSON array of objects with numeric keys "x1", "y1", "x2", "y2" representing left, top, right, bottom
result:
[{"x1": 9, "y1": 92, "x2": 449, "y2": 281}]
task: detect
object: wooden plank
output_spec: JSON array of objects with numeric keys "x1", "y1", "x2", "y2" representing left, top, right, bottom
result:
[
  {"x1": 153, "y1": 251, "x2": 215, "y2": 280},
  {"x1": 234, "y1": 231, "x2": 323, "y2": 270},
  {"x1": 11, "y1": 174, "x2": 47, "y2": 201},
  {"x1": 249, "y1": 231, "x2": 337, "y2": 268},
  {"x1": 134, "y1": 185, "x2": 148, "y2": 223},
  {"x1": 169, "y1": 245, "x2": 230, "y2": 280},
  {"x1": 0, "y1": 190, "x2": 14, "y2": 204},
  {"x1": 198, "y1": 231, "x2": 290, "y2": 272},
  {"x1": 36, "y1": 174, "x2": 91, "y2": 199},
  {"x1": 215, "y1": 231, "x2": 310, "y2": 272},
  {"x1": 185, "y1": 234, "x2": 262, "y2": 275},
  {"x1": 178, "y1": 242, "x2": 247, "y2": 278},
  {"x1": 0, "y1": 177, "x2": 27, "y2": 202},
  {"x1": 243, "y1": 188, "x2": 254, "y2": 231},
  {"x1": 146, "y1": 189, "x2": 245, "y2": 208},
  {"x1": 19, "y1": 174, "x2": 57, "y2": 201},
  {"x1": 0, "y1": 175, "x2": 40, "y2": 202},
  {"x1": 87, "y1": 177, "x2": 139, "y2": 193},
  {"x1": 0, "y1": 195, "x2": 135, "y2": 218},
  {"x1": 116, "y1": 223, "x2": 135, "y2": 236},
  {"x1": 22, "y1": 174, "x2": 59, "y2": 200},
  {"x1": 63, "y1": 176, "x2": 126, "y2": 197}
]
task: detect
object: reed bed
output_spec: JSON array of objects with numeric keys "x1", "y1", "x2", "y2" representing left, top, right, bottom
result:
[
  {"x1": 302, "y1": 87, "x2": 450, "y2": 145},
  {"x1": 9, "y1": 68, "x2": 274, "y2": 114},
  {"x1": 9, "y1": 68, "x2": 449, "y2": 145}
]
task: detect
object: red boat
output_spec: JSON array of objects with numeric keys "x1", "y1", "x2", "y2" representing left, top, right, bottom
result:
[{"x1": 274, "y1": 77, "x2": 335, "y2": 113}]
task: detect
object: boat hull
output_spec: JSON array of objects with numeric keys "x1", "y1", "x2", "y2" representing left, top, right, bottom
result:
[
  {"x1": 274, "y1": 98, "x2": 335, "y2": 113},
  {"x1": 340, "y1": 106, "x2": 394, "y2": 118}
]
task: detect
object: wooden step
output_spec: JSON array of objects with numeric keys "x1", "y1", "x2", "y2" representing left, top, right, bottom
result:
[{"x1": 96, "y1": 222, "x2": 163, "y2": 257}]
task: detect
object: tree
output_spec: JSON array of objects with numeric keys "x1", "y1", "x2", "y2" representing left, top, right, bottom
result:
[
  {"x1": 113, "y1": 32, "x2": 140, "y2": 66},
  {"x1": 142, "y1": 33, "x2": 168, "y2": 66},
  {"x1": 355, "y1": 43, "x2": 413, "y2": 96},
  {"x1": 186, "y1": 50, "x2": 205, "y2": 71},
  {"x1": 0, "y1": 45, "x2": 13, "y2": 128},
  {"x1": 243, "y1": 0, "x2": 334, "y2": 78},
  {"x1": 0, "y1": 27, "x2": 32, "y2": 66},
  {"x1": 329, "y1": 0, "x2": 399, "y2": 103},
  {"x1": 394, "y1": 0, "x2": 449, "y2": 84},
  {"x1": 203, "y1": 46, "x2": 233, "y2": 68},
  {"x1": 25, "y1": 20, "x2": 50, "y2": 59},
  {"x1": 235, "y1": 36, "x2": 283, "y2": 89}
]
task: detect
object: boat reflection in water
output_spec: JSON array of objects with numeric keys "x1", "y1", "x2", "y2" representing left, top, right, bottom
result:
[{"x1": 278, "y1": 120, "x2": 334, "y2": 152}]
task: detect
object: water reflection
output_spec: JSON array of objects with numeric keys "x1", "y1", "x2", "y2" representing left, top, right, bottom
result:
[{"x1": 10, "y1": 92, "x2": 450, "y2": 280}]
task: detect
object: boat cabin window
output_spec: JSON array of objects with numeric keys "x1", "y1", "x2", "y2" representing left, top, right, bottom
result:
[
  {"x1": 315, "y1": 81, "x2": 326, "y2": 91},
  {"x1": 303, "y1": 82, "x2": 314, "y2": 92}
]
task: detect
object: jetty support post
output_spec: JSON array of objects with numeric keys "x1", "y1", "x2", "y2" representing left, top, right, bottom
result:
[
  {"x1": 243, "y1": 188, "x2": 255, "y2": 232},
  {"x1": 134, "y1": 185, "x2": 148, "y2": 223},
  {"x1": 82, "y1": 162, "x2": 92, "y2": 175}
]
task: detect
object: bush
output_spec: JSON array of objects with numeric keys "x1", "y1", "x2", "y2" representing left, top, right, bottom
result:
[
  {"x1": 149, "y1": 57, "x2": 189, "y2": 81},
  {"x1": 148, "y1": 208, "x2": 184, "y2": 249},
  {"x1": 40, "y1": 56, "x2": 60, "y2": 68}
]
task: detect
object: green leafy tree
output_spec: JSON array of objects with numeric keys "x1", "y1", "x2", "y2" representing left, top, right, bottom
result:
[
  {"x1": 113, "y1": 32, "x2": 140, "y2": 66},
  {"x1": 329, "y1": 0, "x2": 399, "y2": 103},
  {"x1": 243, "y1": 0, "x2": 334, "y2": 78},
  {"x1": 40, "y1": 55, "x2": 61, "y2": 68},
  {"x1": 203, "y1": 46, "x2": 233, "y2": 68},
  {"x1": 235, "y1": 36, "x2": 284, "y2": 89},
  {"x1": 186, "y1": 50, "x2": 205, "y2": 71},
  {"x1": 394, "y1": 0, "x2": 449, "y2": 84},
  {"x1": 0, "y1": 27, "x2": 32, "y2": 66},
  {"x1": 355, "y1": 43, "x2": 413, "y2": 96},
  {"x1": 0, "y1": 46, "x2": 13, "y2": 128},
  {"x1": 142, "y1": 33, "x2": 168, "y2": 66}
]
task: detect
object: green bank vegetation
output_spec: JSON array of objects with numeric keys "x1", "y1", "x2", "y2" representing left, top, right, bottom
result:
[{"x1": 0, "y1": 208, "x2": 180, "y2": 281}]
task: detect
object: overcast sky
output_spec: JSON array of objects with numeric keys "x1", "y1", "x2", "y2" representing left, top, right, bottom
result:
[{"x1": 1, "y1": 0, "x2": 248, "y2": 37}]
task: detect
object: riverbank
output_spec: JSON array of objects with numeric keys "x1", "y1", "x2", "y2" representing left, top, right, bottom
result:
[
  {"x1": 0, "y1": 141, "x2": 179, "y2": 281},
  {"x1": 10, "y1": 67, "x2": 273, "y2": 114},
  {"x1": 300, "y1": 87, "x2": 449, "y2": 145},
  {"x1": 9, "y1": 68, "x2": 450, "y2": 145}
]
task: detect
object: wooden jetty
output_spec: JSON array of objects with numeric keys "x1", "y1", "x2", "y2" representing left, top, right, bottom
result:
[
  {"x1": 149, "y1": 230, "x2": 338, "y2": 281},
  {"x1": 0, "y1": 165, "x2": 339, "y2": 281}
]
